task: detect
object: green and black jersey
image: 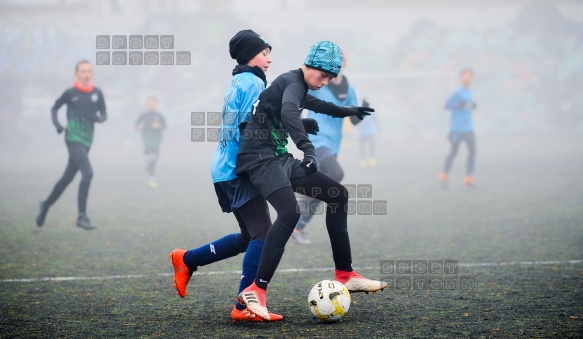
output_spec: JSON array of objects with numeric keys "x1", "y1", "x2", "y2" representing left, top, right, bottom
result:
[
  {"x1": 52, "y1": 87, "x2": 107, "y2": 147},
  {"x1": 136, "y1": 111, "x2": 166, "y2": 150},
  {"x1": 237, "y1": 68, "x2": 344, "y2": 172}
]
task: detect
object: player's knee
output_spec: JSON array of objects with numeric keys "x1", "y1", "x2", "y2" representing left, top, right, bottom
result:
[
  {"x1": 278, "y1": 204, "x2": 301, "y2": 227},
  {"x1": 81, "y1": 170, "x2": 93, "y2": 182},
  {"x1": 59, "y1": 174, "x2": 75, "y2": 185},
  {"x1": 332, "y1": 184, "x2": 349, "y2": 206},
  {"x1": 238, "y1": 233, "x2": 250, "y2": 250}
]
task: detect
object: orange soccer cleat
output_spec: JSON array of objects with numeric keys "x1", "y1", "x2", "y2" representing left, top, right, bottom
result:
[
  {"x1": 463, "y1": 175, "x2": 475, "y2": 188},
  {"x1": 169, "y1": 249, "x2": 192, "y2": 298},
  {"x1": 238, "y1": 282, "x2": 271, "y2": 320},
  {"x1": 438, "y1": 172, "x2": 449, "y2": 189},
  {"x1": 230, "y1": 306, "x2": 284, "y2": 322}
]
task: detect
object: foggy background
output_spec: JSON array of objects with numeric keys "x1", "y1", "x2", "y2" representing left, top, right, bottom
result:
[{"x1": 0, "y1": 0, "x2": 582, "y2": 194}]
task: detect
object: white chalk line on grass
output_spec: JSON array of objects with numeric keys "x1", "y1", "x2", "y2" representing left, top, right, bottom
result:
[{"x1": 2, "y1": 259, "x2": 582, "y2": 283}]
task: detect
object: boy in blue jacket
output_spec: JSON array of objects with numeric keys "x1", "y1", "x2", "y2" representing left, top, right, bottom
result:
[
  {"x1": 439, "y1": 68, "x2": 477, "y2": 188},
  {"x1": 169, "y1": 30, "x2": 285, "y2": 322}
]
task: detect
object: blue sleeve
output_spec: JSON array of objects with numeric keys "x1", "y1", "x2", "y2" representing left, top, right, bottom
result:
[{"x1": 444, "y1": 90, "x2": 460, "y2": 110}]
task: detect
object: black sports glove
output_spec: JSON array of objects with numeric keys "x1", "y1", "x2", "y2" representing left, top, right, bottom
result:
[
  {"x1": 300, "y1": 154, "x2": 318, "y2": 174},
  {"x1": 55, "y1": 123, "x2": 64, "y2": 134},
  {"x1": 341, "y1": 106, "x2": 374, "y2": 120},
  {"x1": 302, "y1": 118, "x2": 319, "y2": 135}
]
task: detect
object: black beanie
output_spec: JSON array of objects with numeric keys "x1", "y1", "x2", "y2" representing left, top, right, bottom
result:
[{"x1": 229, "y1": 29, "x2": 271, "y2": 65}]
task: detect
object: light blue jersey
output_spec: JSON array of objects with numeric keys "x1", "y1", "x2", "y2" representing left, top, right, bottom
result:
[
  {"x1": 444, "y1": 87, "x2": 475, "y2": 132},
  {"x1": 210, "y1": 72, "x2": 265, "y2": 183},
  {"x1": 306, "y1": 84, "x2": 358, "y2": 155}
]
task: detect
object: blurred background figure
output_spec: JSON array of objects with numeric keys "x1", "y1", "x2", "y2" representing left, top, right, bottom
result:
[
  {"x1": 357, "y1": 99, "x2": 379, "y2": 167},
  {"x1": 438, "y1": 68, "x2": 477, "y2": 189},
  {"x1": 292, "y1": 50, "x2": 364, "y2": 245},
  {"x1": 36, "y1": 60, "x2": 107, "y2": 230},
  {"x1": 135, "y1": 96, "x2": 166, "y2": 188}
]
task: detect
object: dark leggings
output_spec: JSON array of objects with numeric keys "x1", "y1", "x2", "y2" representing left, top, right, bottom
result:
[
  {"x1": 296, "y1": 155, "x2": 344, "y2": 230},
  {"x1": 256, "y1": 172, "x2": 352, "y2": 286},
  {"x1": 45, "y1": 141, "x2": 93, "y2": 214},
  {"x1": 145, "y1": 149, "x2": 159, "y2": 176},
  {"x1": 233, "y1": 194, "x2": 271, "y2": 245},
  {"x1": 443, "y1": 132, "x2": 476, "y2": 175}
]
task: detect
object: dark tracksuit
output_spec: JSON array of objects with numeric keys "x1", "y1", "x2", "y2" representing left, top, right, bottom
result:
[
  {"x1": 236, "y1": 68, "x2": 354, "y2": 288},
  {"x1": 44, "y1": 86, "x2": 107, "y2": 214}
]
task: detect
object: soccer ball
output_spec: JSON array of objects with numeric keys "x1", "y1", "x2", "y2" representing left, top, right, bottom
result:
[{"x1": 308, "y1": 280, "x2": 351, "y2": 322}]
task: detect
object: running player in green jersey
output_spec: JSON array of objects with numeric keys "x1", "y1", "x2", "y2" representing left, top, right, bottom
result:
[
  {"x1": 36, "y1": 60, "x2": 107, "y2": 230},
  {"x1": 135, "y1": 96, "x2": 166, "y2": 188}
]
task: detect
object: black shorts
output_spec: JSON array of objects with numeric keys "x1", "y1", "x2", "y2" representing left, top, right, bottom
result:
[
  {"x1": 214, "y1": 175, "x2": 260, "y2": 213},
  {"x1": 236, "y1": 153, "x2": 313, "y2": 199}
]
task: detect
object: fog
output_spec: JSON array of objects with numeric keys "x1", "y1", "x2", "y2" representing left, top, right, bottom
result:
[{"x1": 1, "y1": 0, "x2": 582, "y2": 187}]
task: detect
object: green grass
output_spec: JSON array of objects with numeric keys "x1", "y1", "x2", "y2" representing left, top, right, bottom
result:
[{"x1": 1, "y1": 135, "x2": 582, "y2": 338}]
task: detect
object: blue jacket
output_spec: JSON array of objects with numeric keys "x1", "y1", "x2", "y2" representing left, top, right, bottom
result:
[
  {"x1": 444, "y1": 87, "x2": 475, "y2": 132},
  {"x1": 306, "y1": 84, "x2": 358, "y2": 155},
  {"x1": 210, "y1": 72, "x2": 265, "y2": 183}
]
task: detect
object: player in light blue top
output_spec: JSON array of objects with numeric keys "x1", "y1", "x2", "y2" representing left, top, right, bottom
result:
[
  {"x1": 210, "y1": 68, "x2": 265, "y2": 183},
  {"x1": 169, "y1": 30, "x2": 284, "y2": 322},
  {"x1": 439, "y1": 68, "x2": 477, "y2": 188},
  {"x1": 292, "y1": 52, "x2": 363, "y2": 245}
]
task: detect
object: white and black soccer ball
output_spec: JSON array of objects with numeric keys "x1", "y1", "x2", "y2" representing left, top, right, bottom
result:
[{"x1": 308, "y1": 280, "x2": 351, "y2": 322}]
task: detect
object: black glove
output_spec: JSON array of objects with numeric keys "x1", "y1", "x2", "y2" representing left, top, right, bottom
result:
[
  {"x1": 341, "y1": 106, "x2": 374, "y2": 120},
  {"x1": 300, "y1": 154, "x2": 318, "y2": 174},
  {"x1": 55, "y1": 123, "x2": 64, "y2": 134},
  {"x1": 302, "y1": 118, "x2": 319, "y2": 135}
]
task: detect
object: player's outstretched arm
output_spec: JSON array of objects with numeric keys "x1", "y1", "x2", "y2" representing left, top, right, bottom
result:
[{"x1": 304, "y1": 94, "x2": 373, "y2": 120}]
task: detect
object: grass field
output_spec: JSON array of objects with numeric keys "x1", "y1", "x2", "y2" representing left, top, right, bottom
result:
[{"x1": 1, "y1": 134, "x2": 582, "y2": 338}]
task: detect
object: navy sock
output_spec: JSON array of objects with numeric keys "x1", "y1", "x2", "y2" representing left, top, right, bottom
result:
[
  {"x1": 183, "y1": 233, "x2": 246, "y2": 271},
  {"x1": 235, "y1": 239, "x2": 263, "y2": 310}
]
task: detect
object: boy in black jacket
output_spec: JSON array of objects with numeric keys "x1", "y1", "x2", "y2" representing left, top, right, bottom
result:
[{"x1": 236, "y1": 41, "x2": 388, "y2": 320}]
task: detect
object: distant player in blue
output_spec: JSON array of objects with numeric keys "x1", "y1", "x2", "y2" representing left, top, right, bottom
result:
[
  {"x1": 292, "y1": 52, "x2": 362, "y2": 245},
  {"x1": 438, "y1": 68, "x2": 477, "y2": 188},
  {"x1": 168, "y1": 30, "x2": 284, "y2": 322}
]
